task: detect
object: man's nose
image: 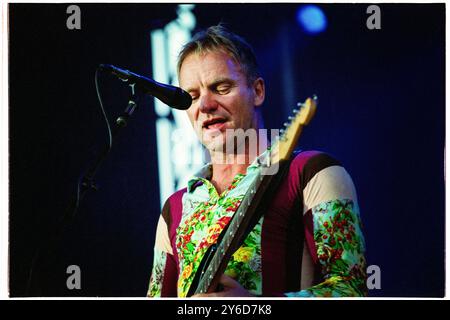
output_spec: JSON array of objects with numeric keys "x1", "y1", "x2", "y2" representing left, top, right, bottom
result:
[{"x1": 199, "y1": 92, "x2": 218, "y2": 113}]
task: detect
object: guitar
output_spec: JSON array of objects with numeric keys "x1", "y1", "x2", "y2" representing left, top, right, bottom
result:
[{"x1": 186, "y1": 96, "x2": 318, "y2": 296}]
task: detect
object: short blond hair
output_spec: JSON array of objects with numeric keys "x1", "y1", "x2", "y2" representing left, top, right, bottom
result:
[{"x1": 177, "y1": 25, "x2": 260, "y2": 86}]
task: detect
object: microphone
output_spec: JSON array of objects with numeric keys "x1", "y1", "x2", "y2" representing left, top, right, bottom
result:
[{"x1": 99, "y1": 64, "x2": 192, "y2": 110}]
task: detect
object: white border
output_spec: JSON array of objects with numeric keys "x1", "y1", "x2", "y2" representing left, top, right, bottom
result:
[
  {"x1": 1, "y1": 0, "x2": 447, "y2": 300},
  {"x1": 1, "y1": 1, "x2": 9, "y2": 299},
  {"x1": 445, "y1": 0, "x2": 449, "y2": 301},
  {"x1": 4, "y1": 0, "x2": 444, "y2": 3}
]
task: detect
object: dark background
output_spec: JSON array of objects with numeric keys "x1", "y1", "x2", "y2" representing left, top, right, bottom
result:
[{"x1": 9, "y1": 3, "x2": 445, "y2": 297}]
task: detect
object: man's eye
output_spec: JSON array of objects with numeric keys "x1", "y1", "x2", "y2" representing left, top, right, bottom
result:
[{"x1": 216, "y1": 86, "x2": 231, "y2": 94}]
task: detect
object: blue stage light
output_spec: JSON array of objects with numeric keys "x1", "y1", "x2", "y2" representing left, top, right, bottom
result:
[{"x1": 297, "y1": 5, "x2": 327, "y2": 34}]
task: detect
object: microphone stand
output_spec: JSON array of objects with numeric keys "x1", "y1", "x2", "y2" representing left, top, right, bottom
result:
[{"x1": 26, "y1": 84, "x2": 139, "y2": 296}]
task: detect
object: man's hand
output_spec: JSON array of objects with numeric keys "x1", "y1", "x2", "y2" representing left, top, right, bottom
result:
[{"x1": 192, "y1": 274, "x2": 255, "y2": 297}]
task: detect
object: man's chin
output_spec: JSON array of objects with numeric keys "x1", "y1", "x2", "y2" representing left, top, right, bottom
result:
[
  {"x1": 200, "y1": 131, "x2": 224, "y2": 149},
  {"x1": 203, "y1": 140, "x2": 226, "y2": 153}
]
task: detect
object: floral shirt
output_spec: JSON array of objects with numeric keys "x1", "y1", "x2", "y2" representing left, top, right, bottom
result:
[{"x1": 148, "y1": 150, "x2": 367, "y2": 297}]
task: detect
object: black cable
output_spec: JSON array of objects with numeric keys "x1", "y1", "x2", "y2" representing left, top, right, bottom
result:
[{"x1": 95, "y1": 68, "x2": 113, "y2": 151}]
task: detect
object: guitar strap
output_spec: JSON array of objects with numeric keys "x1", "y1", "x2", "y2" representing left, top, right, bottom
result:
[{"x1": 241, "y1": 154, "x2": 294, "y2": 243}]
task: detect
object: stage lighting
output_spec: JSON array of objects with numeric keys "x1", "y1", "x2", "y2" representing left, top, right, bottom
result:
[{"x1": 297, "y1": 5, "x2": 327, "y2": 34}]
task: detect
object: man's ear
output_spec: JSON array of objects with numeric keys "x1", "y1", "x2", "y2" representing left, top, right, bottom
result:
[{"x1": 252, "y1": 77, "x2": 265, "y2": 107}]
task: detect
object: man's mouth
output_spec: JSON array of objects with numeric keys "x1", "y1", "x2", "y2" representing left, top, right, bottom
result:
[{"x1": 202, "y1": 118, "x2": 227, "y2": 130}]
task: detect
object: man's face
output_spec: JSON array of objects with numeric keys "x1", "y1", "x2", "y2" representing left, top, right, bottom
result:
[{"x1": 179, "y1": 50, "x2": 264, "y2": 153}]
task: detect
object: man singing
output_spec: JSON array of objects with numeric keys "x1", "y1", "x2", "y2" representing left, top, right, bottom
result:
[{"x1": 148, "y1": 25, "x2": 367, "y2": 297}]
